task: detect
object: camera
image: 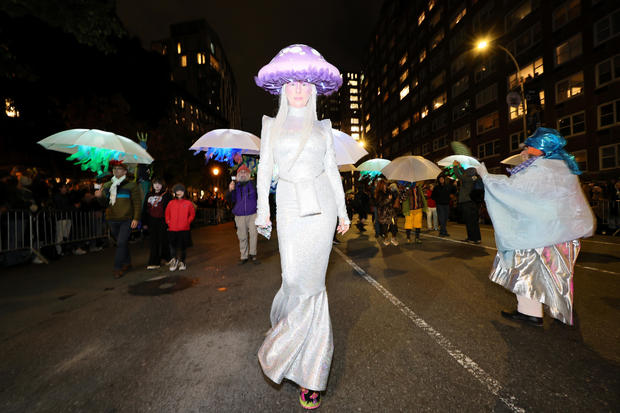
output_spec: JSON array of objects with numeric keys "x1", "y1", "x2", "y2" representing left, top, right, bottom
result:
[
  {"x1": 94, "y1": 183, "x2": 102, "y2": 190},
  {"x1": 231, "y1": 177, "x2": 236, "y2": 181}
]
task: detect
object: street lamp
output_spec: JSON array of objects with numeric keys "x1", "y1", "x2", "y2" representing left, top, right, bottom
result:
[
  {"x1": 211, "y1": 167, "x2": 220, "y2": 176},
  {"x1": 476, "y1": 39, "x2": 528, "y2": 139}
]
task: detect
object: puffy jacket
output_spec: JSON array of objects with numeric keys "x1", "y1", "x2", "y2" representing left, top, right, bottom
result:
[
  {"x1": 227, "y1": 181, "x2": 257, "y2": 216},
  {"x1": 165, "y1": 199, "x2": 195, "y2": 231}
]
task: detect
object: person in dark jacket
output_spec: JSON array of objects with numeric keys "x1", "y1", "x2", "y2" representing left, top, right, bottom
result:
[
  {"x1": 226, "y1": 164, "x2": 259, "y2": 264},
  {"x1": 432, "y1": 174, "x2": 454, "y2": 237},
  {"x1": 95, "y1": 161, "x2": 142, "y2": 278},
  {"x1": 142, "y1": 178, "x2": 172, "y2": 269},
  {"x1": 453, "y1": 161, "x2": 481, "y2": 243}
]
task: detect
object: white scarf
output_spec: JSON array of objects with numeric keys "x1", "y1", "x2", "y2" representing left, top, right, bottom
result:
[{"x1": 109, "y1": 175, "x2": 126, "y2": 205}]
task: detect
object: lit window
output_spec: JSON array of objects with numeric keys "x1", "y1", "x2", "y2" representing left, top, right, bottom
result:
[
  {"x1": 350, "y1": 95, "x2": 358, "y2": 102},
  {"x1": 365, "y1": 113, "x2": 370, "y2": 121},
  {"x1": 574, "y1": 149, "x2": 588, "y2": 172},
  {"x1": 508, "y1": 57, "x2": 544, "y2": 89},
  {"x1": 594, "y1": 9, "x2": 620, "y2": 46},
  {"x1": 352, "y1": 133, "x2": 360, "y2": 138},
  {"x1": 399, "y1": 54, "x2": 407, "y2": 66},
  {"x1": 210, "y1": 42, "x2": 215, "y2": 54},
  {"x1": 555, "y1": 34, "x2": 582, "y2": 66},
  {"x1": 418, "y1": 11, "x2": 426, "y2": 25},
  {"x1": 557, "y1": 111, "x2": 586, "y2": 137},
  {"x1": 351, "y1": 126, "x2": 360, "y2": 132},
  {"x1": 401, "y1": 119, "x2": 411, "y2": 131},
  {"x1": 539, "y1": 90, "x2": 545, "y2": 107},
  {"x1": 476, "y1": 112, "x2": 499, "y2": 134},
  {"x1": 411, "y1": 76, "x2": 419, "y2": 88},
  {"x1": 350, "y1": 103, "x2": 359, "y2": 109},
  {"x1": 595, "y1": 54, "x2": 620, "y2": 88},
  {"x1": 377, "y1": 87, "x2": 381, "y2": 96},
  {"x1": 177, "y1": 42, "x2": 182, "y2": 54},
  {"x1": 421, "y1": 106, "x2": 429, "y2": 119},
  {"x1": 348, "y1": 79, "x2": 358, "y2": 86},
  {"x1": 509, "y1": 105, "x2": 524, "y2": 120},
  {"x1": 350, "y1": 88, "x2": 358, "y2": 94},
  {"x1": 413, "y1": 112, "x2": 420, "y2": 123},
  {"x1": 181, "y1": 55, "x2": 187, "y2": 67},
  {"x1": 505, "y1": 0, "x2": 533, "y2": 32},
  {"x1": 383, "y1": 93, "x2": 389, "y2": 103},
  {"x1": 552, "y1": 0, "x2": 580, "y2": 31},
  {"x1": 4, "y1": 98, "x2": 19, "y2": 118},
  {"x1": 429, "y1": 0, "x2": 435, "y2": 11},
  {"x1": 597, "y1": 99, "x2": 620, "y2": 129},
  {"x1": 555, "y1": 72, "x2": 584, "y2": 103},
  {"x1": 430, "y1": 29, "x2": 444, "y2": 50},
  {"x1": 400, "y1": 69, "x2": 409, "y2": 84},
  {"x1": 400, "y1": 85, "x2": 410, "y2": 100},
  {"x1": 433, "y1": 92, "x2": 447, "y2": 109},
  {"x1": 181, "y1": 99, "x2": 185, "y2": 108},
  {"x1": 210, "y1": 55, "x2": 221, "y2": 71},
  {"x1": 419, "y1": 49, "x2": 427, "y2": 63},
  {"x1": 351, "y1": 118, "x2": 359, "y2": 124},
  {"x1": 365, "y1": 124, "x2": 371, "y2": 133},
  {"x1": 392, "y1": 127, "x2": 399, "y2": 137}
]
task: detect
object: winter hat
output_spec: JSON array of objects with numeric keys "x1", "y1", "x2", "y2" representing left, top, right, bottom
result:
[
  {"x1": 172, "y1": 183, "x2": 186, "y2": 193},
  {"x1": 237, "y1": 164, "x2": 251, "y2": 174}
]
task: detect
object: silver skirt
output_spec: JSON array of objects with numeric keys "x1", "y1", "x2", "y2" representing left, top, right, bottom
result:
[{"x1": 489, "y1": 240, "x2": 580, "y2": 325}]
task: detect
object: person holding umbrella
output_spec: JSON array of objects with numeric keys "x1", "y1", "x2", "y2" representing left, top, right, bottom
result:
[
  {"x1": 254, "y1": 44, "x2": 349, "y2": 409},
  {"x1": 95, "y1": 160, "x2": 142, "y2": 278}
]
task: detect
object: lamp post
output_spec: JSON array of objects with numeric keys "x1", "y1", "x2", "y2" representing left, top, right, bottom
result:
[{"x1": 476, "y1": 40, "x2": 528, "y2": 139}]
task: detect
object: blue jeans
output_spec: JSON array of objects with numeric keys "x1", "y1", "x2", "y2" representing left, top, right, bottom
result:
[
  {"x1": 108, "y1": 220, "x2": 131, "y2": 270},
  {"x1": 437, "y1": 204, "x2": 449, "y2": 235}
]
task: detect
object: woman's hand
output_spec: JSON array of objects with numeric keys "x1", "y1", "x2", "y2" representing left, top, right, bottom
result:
[
  {"x1": 257, "y1": 218, "x2": 272, "y2": 228},
  {"x1": 337, "y1": 218, "x2": 350, "y2": 235}
]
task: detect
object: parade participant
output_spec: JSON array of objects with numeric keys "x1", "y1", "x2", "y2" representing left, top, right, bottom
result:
[
  {"x1": 254, "y1": 44, "x2": 349, "y2": 409},
  {"x1": 432, "y1": 174, "x2": 453, "y2": 237},
  {"x1": 424, "y1": 183, "x2": 438, "y2": 231},
  {"x1": 95, "y1": 160, "x2": 141, "y2": 279},
  {"x1": 403, "y1": 182, "x2": 426, "y2": 244},
  {"x1": 226, "y1": 164, "x2": 260, "y2": 265},
  {"x1": 165, "y1": 183, "x2": 195, "y2": 272},
  {"x1": 142, "y1": 178, "x2": 172, "y2": 269},
  {"x1": 475, "y1": 128, "x2": 595, "y2": 326}
]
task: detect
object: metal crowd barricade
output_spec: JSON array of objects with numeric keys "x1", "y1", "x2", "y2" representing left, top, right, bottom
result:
[
  {"x1": 1, "y1": 209, "x2": 108, "y2": 264},
  {"x1": 193, "y1": 208, "x2": 217, "y2": 226}
]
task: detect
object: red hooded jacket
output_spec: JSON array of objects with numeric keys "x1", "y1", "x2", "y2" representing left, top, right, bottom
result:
[{"x1": 165, "y1": 198, "x2": 195, "y2": 231}]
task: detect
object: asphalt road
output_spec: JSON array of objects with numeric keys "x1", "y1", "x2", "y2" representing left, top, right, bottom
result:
[{"x1": 1, "y1": 219, "x2": 618, "y2": 412}]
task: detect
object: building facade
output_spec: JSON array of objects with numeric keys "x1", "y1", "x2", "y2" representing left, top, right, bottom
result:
[
  {"x1": 318, "y1": 72, "x2": 363, "y2": 140},
  {"x1": 152, "y1": 19, "x2": 241, "y2": 132},
  {"x1": 361, "y1": 0, "x2": 620, "y2": 178}
]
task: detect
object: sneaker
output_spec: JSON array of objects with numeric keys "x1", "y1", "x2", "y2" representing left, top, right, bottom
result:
[
  {"x1": 250, "y1": 255, "x2": 261, "y2": 265},
  {"x1": 147, "y1": 265, "x2": 160, "y2": 270},
  {"x1": 299, "y1": 389, "x2": 321, "y2": 410},
  {"x1": 169, "y1": 259, "x2": 178, "y2": 271},
  {"x1": 73, "y1": 247, "x2": 87, "y2": 255},
  {"x1": 166, "y1": 258, "x2": 176, "y2": 266},
  {"x1": 178, "y1": 261, "x2": 186, "y2": 271},
  {"x1": 391, "y1": 237, "x2": 399, "y2": 246},
  {"x1": 382, "y1": 238, "x2": 390, "y2": 246}
]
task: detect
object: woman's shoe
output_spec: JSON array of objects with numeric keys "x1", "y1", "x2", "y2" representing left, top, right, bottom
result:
[
  {"x1": 390, "y1": 237, "x2": 399, "y2": 246},
  {"x1": 299, "y1": 388, "x2": 321, "y2": 409},
  {"x1": 382, "y1": 238, "x2": 390, "y2": 246}
]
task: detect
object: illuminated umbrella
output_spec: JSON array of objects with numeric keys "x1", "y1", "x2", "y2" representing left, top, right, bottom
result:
[
  {"x1": 380, "y1": 155, "x2": 442, "y2": 182},
  {"x1": 501, "y1": 154, "x2": 522, "y2": 166},
  {"x1": 357, "y1": 158, "x2": 390, "y2": 180},
  {"x1": 331, "y1": 129, "x2": 368, "y2": 166},
  {"x1": 437, "y1": 155, "x2": 481, "y2": 169},
  {"x1": 38, "y1": 129, "x2": 154, "y2": 176},
  {"x1": 190, "y1": 129, "x2": 260, "y2": 165}
]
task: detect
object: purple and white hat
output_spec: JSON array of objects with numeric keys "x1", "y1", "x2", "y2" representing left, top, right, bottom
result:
[{"x1": 255, "y1": 44, "x2": 342, "y2": 96}]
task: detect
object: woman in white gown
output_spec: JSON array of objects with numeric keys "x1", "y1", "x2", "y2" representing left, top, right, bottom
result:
[{"x1": 254, "y1": 44, "x2": 350, "y2": 409}]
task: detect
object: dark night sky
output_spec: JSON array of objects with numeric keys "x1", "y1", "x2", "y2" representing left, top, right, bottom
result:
[{"x1": 116, "y1": 0, "x2": 383, "y2": 135}]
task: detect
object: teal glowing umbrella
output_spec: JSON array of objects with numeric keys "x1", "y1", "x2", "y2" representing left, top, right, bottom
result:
[
  {"x1": 357, "y1": 158, "x2": 390, "y2": 180},
  {"x1": 38, "y1": 129, "x2": 154, "y2": 176}
]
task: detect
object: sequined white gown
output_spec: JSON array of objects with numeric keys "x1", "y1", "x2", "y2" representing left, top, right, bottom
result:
[{"x1": 255, "y1": 107, "x2": 349, "y2": 391}]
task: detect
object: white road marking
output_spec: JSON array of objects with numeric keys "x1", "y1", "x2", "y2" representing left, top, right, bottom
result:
[{"x1": 333, "y1": 247, "x2": 526, "y2": 413}]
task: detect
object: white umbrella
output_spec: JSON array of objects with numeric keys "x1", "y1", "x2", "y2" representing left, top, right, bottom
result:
[
  {"x1": 357, "y1": 158, "x2": 391, "y2": 172},
  {"x1": 501, "y1": 154, "x2": 523, "y2": 166},
  {"x1": 38, "y1": 129, "x2": 154, "y2": 164},
  {"x1": 339, "y1": 164, "x2": 357, "y2": 172},
  {"x1": 331, "y1": 129, "x2": 368, "y2": 166},
  {"x1": 380, "y1": 155, "x2": 442, "y2": 182},
  {"x1": 437, "y1": 155, "x2": 481, "y2": 169},
  {"x1": 190, "y1": 129, "x2": 261, "y2": 154}
]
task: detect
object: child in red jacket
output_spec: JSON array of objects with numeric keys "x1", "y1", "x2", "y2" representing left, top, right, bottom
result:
[{"x1": 165, "y1": 183, "x2": 196, "y2": 271}]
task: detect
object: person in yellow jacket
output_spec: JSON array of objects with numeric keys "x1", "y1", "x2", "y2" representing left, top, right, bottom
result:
[{"x1": 402, "y1": 182, "x2": 427, "y2": 244}]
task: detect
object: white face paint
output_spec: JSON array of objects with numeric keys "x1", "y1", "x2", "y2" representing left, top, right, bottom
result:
[{"x1": 285, "y1": 81, "x2": 312, "y2": 108}]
